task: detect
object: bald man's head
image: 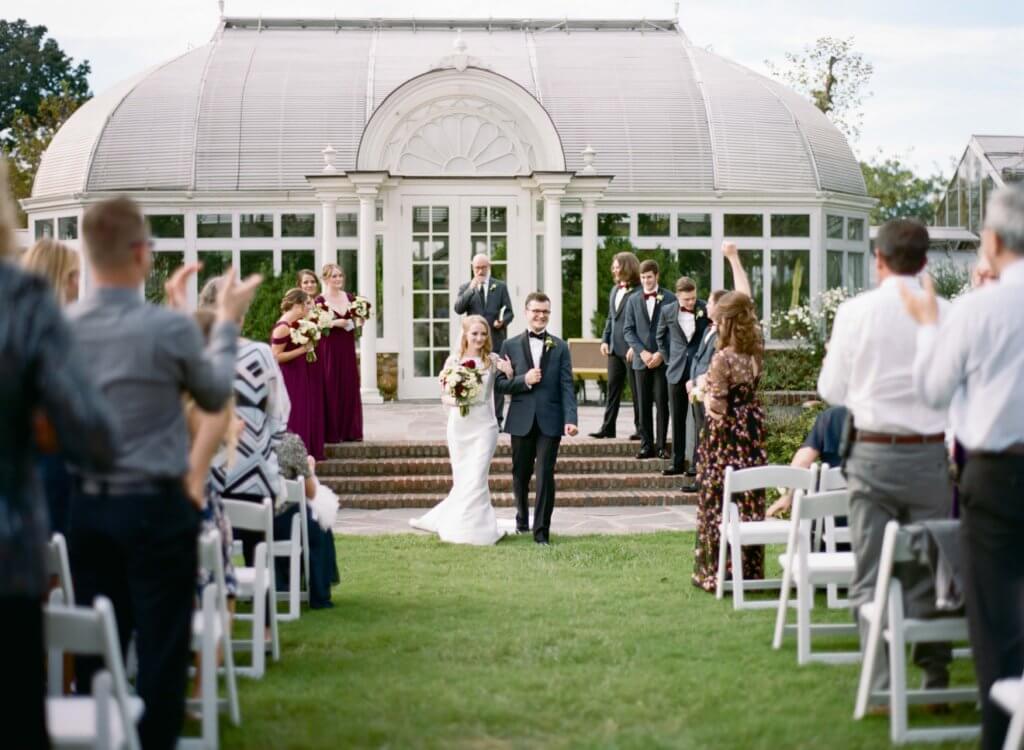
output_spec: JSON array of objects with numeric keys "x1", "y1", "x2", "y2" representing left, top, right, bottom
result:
[{"x1": 471, "y1": 254, "x2": 491, "y2": 283}]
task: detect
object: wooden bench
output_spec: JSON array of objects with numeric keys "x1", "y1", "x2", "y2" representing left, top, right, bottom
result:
[{"x1": 568, "y1": 338, "x2": 607, "y2": 404}]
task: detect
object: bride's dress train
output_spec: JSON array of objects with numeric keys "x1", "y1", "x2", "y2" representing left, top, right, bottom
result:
[{"x1": 410, "y1": 353, "x2": 505, "y2": 545}]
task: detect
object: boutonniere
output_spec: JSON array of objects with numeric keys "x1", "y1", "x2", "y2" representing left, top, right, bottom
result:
[
  {"x1": 696, "y1": 309, "x2": 705, "y2": 319},
  {"x1": 656, "y1": 293, "x2": 664, "y2": 303},
  {"x1": 544, "y1": 336, "x2": 555, "y2": 351},
  {"x1": 489, "y1": 283, "x2": 496, "y2": 292}
]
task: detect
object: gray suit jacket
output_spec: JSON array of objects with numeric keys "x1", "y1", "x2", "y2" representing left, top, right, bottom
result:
[
  {"x1": 623, "y1": 287, "x2": 676, "y2": 371},
  {"x1": 600, "y1": 283, "x2": 640, "y2": 358},
  {"x1": 655, "y1": 300, "x2": 710, "y2": 385},
  {"x1": 690, "y1": 326, "x2": 718, "y2": 381},
  {"x1": 453, "y1": 277, "x2": 514, "y2": 349}
]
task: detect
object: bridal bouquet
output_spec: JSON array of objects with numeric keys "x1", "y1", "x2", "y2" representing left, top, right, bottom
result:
[
  {"x1": 439, "y1": 359, "x2": 484, "y2": 417},
  {"x1": 350, "y1": 295, "x2": 372, "y2": 321},
  {"x1": 290, "y1": 317, "x2": 322, "y2": 363}
]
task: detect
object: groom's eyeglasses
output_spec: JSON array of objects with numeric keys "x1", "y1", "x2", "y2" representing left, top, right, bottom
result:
[{"x1": 527, "y1": 307, "x2": 551, "y2": 316}]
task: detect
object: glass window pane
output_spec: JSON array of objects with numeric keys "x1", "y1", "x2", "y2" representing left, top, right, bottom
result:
[
  {"x1": 34, "y1": 219, "x2": 54, "y2": 240},
  {"x1": 432, "y1": 293, "x2": 449, "y2": 319},
  {"x1": 58, "y1": 216, "x2": 78, "y2": 240},
  {"x1": 240, "y1": 250, "x2": 273, "y2": 279},
  {"x1": 431, "y1": 264, "x2": 449, "y2": 290},
  {"x1": 847, "y1": 218, "x2": 865, "y2": 241},
  {"x1": 724, "y1": 213, "x2": 763, "y2": 237},
  {"x1": 677, "y1": 213, "x2": 711, "y2": 237},
  {"x1": 470, "y1": 206, "x2": 488, "y2": 233},
  {"x1": 239, "y1": 213, "x2": 273, "y2": 238},
  {"x1": 431, "y1": 207, "x2": 449, "y2": 233},
  {"x1": 412, "y1": 207, "x2": 430, "y2": 233},
  {"x1": 490, "y1": 206, "x2": 507, "y2": 232},
  {"x1": 490, "y1": 237, "x2": 507, "y2": 263},
  {"x1": 536, "y1": 235, "x2": 544, "y2": 289},
  {"x1": 826, "y1": 215, "x2": 844, "y2": 239},
  {"x1": 197, "y1": 250, "x2": 232, "y2": 290},
  {"x1": 771, "y1": 214, "x2": 810, "y2": 237},
  {"x1": 413, "y1": 322, "x2": 430, "y2": 347},
  {"x1": 432, "y1": 351, "x2": 448, "y2": 378},
  {"x1": 676, "y1": 249, "x2": 711, "y2": 296},
  {"x1": 432, "y1": 238, "x2": 449, "y2": 262},
  {"x1": 338, "y1": 249, "x2": 357, "y2": 293},
  {"x1": 145, "y1": 252, "x2": 184, "y2": 304},
  {"x1": 336, "y1": 212, "x2": 358, "y2": 238},
  {"x1": 414, "y1": 350, "x2": 431, "y2": 377},
  {"x1": 412, "y1": 264, "x2": 429, "y2": 291},
  {"x1": 847, "y1": 252, "x2": 865, "y2": 292},
  {"x1": 638, "y1": 212, "x2": 671, "y2": 237},
  {"x1": 771, "y1": 250, "x2": 810, "y2": 337},
  {"x1": 412, "y1": 236, "x2": 430, "y2": 261},
  {"x1": 598, "y1": 213, "x2": 629, "y2": 237},
  {"x1": 725, "y1": 249, "x2": 763, "y2": 320},
  {"x1": 536, "y1": 200, "x2": 544, "y2": 222},
  {"x1": 148, "y1": 214, "x2": 184, "y2": 239},
  {"x1": 433, "y1": 322, "x2": 450, "y2": 348},
  {"x1": 561, "y1": 212, "x2": 582, "y2": 237},
  {"x1": 281, "y1": 250, "x2": 315, "y2": 276},
  {"x1": 375, "y1": 234, "x2": 384, "y2": 339},
  {"x1": 375, "y1": 200, "x2": 384, "y2": 222},
  {"x1": 413, "y1": 293, "x2": 429, "y2": 318},
  {"x1": 197, "y1": 214, "x2": 232, "y2": 238},
  {"x1": 561, "y1": 246, "x2": 582, "y2": 338},
  {"x1": 827, "y1": 251, "x2": 844, "y2": 289},
  {"x1": 282, "y1": 213, "x2": 315, "y2": 237}
]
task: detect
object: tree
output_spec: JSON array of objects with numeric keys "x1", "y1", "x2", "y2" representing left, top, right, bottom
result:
[
  {"x1": 0, "y1": 19, "x2": 91, "y2": 140},
  {"x1": 860, "y1": 153, "x2": 945, "y2": 225},
  {"x1": 765, "y1": 36, "x2": 873, "y2": 140}
]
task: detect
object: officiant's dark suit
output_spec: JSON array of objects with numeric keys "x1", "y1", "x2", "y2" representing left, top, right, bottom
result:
[
  {"x1": 657, "y1": 293, "x2": 710, "y2": 475},
  {"x1": 623, "y1": 284, "x2": 676, "y2": 457},
  {"x1": 496, "y1": 306, "x2": 578, "y2": 544},
  {"x1": 593, "y1": 281, "x2": 641, "y2": 438},
  {"x1": 454, "y1": 274, "x2": 513, "y2": 424}
]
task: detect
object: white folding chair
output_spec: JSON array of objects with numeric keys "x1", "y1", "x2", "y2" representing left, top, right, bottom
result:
[
  {"x1": 772, "y1": 489, "x2": 859, "y2": 665},
  {"x1": 716, "y1": 464, "x2": 819, "y2": 609},
  {"x1": 853, "y1": 521, "x2": 979, "y2": 744},
  {"x1": 274, "y1": 479, "x2": 308, "y2": 621},
  {"x1": 181, "y1": 531, "x2": 241, "y2": 749},
  {"x1": 46, "y1": 532, "x2": 75, "y2": 606},
  {"x1": 45, "y1": 596, "x2": 143, "y2": 750},
  {"x1": 817, "y1": 464, "x2": 851, "y2": 608},
  {"x1": 991, "y1": 669, "x2": 1024, "y2": 750},
  {"x1": 223, "y1": 498, "x2": 279, "y2": 678}
]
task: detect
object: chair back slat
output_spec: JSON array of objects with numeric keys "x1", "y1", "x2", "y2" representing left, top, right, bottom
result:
[
  {"x1": 46, "y1": 532, "x2": 75, "y2": 606},
  {"x1": 222, "y1": 498, "x2": 272, "y2": 533},
  {"x1": 819, "y1": 464, "x2": 847, "y2": 491},
  {"x1": 45, "y1": 605, "x2": 107, "y2": 654},
  {"x1": 725, "y1": 465, "x2": 818, "y2": 496},
  {"x1": 284, "y1": 478, "x2": 304, "y2": 505},
  {"x1": 794, "y1": 489, "x2": 850, "y2": 521}
]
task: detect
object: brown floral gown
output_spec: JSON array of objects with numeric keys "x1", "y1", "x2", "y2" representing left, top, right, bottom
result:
[{"x1": 692, "y1": 347, "x2": 768, "y2": 592}]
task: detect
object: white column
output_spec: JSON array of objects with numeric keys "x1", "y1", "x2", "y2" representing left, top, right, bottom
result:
[
  {"x1": 357, "y1": 191, "x2": 383, "y2": 404},
  {"x1": 543, "y1": 193, "x2": 563, "y2": 337},
  {"x1": 320, "y1": 199, "x2": 337, "y2": 268},
  {"x1": 581, "y1": 198, "x2": 598, "y2": 338}
]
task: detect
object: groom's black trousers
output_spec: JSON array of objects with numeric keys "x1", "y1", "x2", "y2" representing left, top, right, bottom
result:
[{"x1": 511, "y1": 418, "x2": 561, "y2": 542}]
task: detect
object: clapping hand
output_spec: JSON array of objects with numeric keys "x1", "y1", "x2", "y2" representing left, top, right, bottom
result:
[
  {"x1": 525, "y1": 367, "x2": 543, "y2": 386},
  {"x1": 164, "y1": 262, "x2": 202, "y2": 310},
  {"x1": 216, "y1": 265, "x2": 263, "y2": 324},
  {"x1": 898, "y1": 274, "x2": 940, "y2": 326}
]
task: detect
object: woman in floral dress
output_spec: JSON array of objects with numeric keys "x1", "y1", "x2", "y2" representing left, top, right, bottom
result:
[{"x1": 692, "y1": 291, "x2": 768, "y2": 592}]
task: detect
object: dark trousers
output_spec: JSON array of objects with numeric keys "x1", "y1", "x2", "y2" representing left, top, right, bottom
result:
[
  {"x1": 511, "y1": 418, "x2": 561, "y2": 542},
  {"x1": 599, "y1": 353, "x2": 638, "y2": 437},
  {"x1": 691, "y1": 401, "x2": 706, "y2": 473},
  {"x1": 3, "y1": 596, "x2": 48, "y2": 749},
  {"x1": 960, "y1": 453, "x2": 1024, "y2": 750},
  {"x1": 69, "y1": 484, "x2": 200, "y2": 750},
  {"x1": 272, "y1": 504, "x2": 340, "y2": 609},
  {"x1": 494, "y1": 388, "x2": 505, "y2": 428},
  {"x1": 635, "y1": 364, "x2": 669, "y2": 452},
  {"x1": 667, "y1": 373, "x2": 692, "y2": 472}
]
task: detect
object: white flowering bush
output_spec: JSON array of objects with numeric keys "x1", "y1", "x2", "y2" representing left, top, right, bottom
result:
[{"x1": 771, "y1": 286, "x2": 851, "y2": 358}]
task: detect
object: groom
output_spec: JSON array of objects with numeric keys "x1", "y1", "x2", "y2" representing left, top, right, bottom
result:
[{"x1": 495, "y1": 292, "x2": 579, "y2": 545}]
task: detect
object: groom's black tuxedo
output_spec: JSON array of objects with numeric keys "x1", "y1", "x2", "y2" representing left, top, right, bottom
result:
[{"x1": 496, "y1": 330, "x2": 579, "y2": 543}]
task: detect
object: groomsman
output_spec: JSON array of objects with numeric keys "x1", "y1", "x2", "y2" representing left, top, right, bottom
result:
[
  {"x1": 623, "y1": 259, "x2": 676, "y2": 459},
  {"x1": 656, "y1": 276, "x2": 709, "y2": 476},
  {"x1": 454, "y1": 253, "x2": 513, "y2": 425},
  {"x1": 589, "y1": 252, "x2": 642, "y2": 439}
]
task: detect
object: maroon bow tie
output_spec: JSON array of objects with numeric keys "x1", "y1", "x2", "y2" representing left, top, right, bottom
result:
[
  {"x1": 680, "y1": 306, "x2": 695, "y2": 313},
  {"x1": 644, "y1": 292, "x2": 658, "y2": 300},
  {"x1": 618, "y1": 282, "x2": 628, "y2": 289}
]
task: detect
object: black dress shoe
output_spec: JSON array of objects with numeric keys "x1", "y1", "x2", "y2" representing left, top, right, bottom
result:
[
  {"x1": 588, "y1": 431, "x2": 613, "y2": 439},
  {"x1": 536, "y1": 539, "x2": 550, "y2": 546},
  {"x1": 515, "y1": 528, "x2": 530, "y2": 535},
  {"x1": 628, "y1": 433, "x2": 642, "y2": 441},
  {"x1": 636, "y1": 448, "x2": 656, "y2": 460},
  {"x1": 662, "y1": 467, "x2": 685, "y2": 476},
  {"x1": 657, "y1": 449, "x2": 671, "y2": 460}
]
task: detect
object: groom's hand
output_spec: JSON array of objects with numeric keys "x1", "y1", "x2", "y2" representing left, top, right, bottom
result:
[
  {"x1": 564, "y1": 424, "x2": 578, "y2": 437},
  {"x1": 525, "y1": 367, "x2": 543, "y2": 386}
]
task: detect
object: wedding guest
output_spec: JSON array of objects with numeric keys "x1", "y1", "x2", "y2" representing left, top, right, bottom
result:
[
  {"x1": 766, "y1": 406, "x2": 849, "y2": 517},
  {"x1": 590, "y1": 252, "x2": 641, "y2": 440},
  {"x1": 656, "y1": 277, "x2": 709, "y2": 477},
  {"x1": 276, "y1": 431, "x2": 341, "y2": 608},
  {"x1": 271, "y1": 288, "x2": 326, "y2": 460},
  {"x1": 0, "y1": 164, "x2": 117, "y2": 749},
  {"x1": 691, "y1": 292, "x2": 767, "y2": 592},
  {"x1": 900, "y1": 185, "x2": 1024, "y2": 750},
  {"x1": 623, "y1": 259, "x2": 675, "y2": 459},
  {"x1": 20, "y1": 238, "x2": 82, "y2": 536},
  {"x1": 66, "y1": 196, "x2": 258, "y2": 749},
  {"x1": 453, "y1": 253, "x2": 514, "y2": 427},
  {"x1": 818, "y1": 218, "x2": 952, "y2": 701},
  {"x1": 318, "y1": 263, "x2": 364, "y2": 442}
]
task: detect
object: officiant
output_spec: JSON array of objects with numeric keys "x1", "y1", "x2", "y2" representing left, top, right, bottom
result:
[{"x1": 454, "y1": 253, "x2": 514, "y2": 426}]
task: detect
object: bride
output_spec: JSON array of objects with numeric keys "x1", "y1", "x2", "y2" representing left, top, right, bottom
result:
[{"x1": 410, "y1": 315, "x2": 513, "y2": 545}]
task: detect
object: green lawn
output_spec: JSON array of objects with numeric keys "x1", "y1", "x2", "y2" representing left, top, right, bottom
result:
[{"x1": 221, "y1": 532, "x2": 978, "y2": 749}]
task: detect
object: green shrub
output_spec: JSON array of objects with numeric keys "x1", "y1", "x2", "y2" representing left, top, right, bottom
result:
[
  {"x1": 929, "y1": 259, "x2": 971, "y2": 300},
  {"x1": 765, "y1": 402, "x2": 824, "y2": 465},
  {"x1": 242, "y1": 270, "x2": 300, "y2": 342},
  {"x1": 760, "y1": 348, "x2": 821, "y2": 391}
]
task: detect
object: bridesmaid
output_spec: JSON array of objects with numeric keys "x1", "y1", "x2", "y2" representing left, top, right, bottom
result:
[
  {"x1": 270, "y1": 288, "x2": 326, "y2": 460},
  {"x1": 318, "y1": 263, "x2": 364, "y2": 442},
  {"x1": 298, "y1": 269, "x2": 330, "y2": 455}
]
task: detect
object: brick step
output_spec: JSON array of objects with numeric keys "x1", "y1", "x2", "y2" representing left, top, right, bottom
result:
[
  {"x1": 325, "y1": 438, "x2": 660, "y2": 460},
  {"x1": 324, "y1": 472, "x2": 683, "y2": 495},
  {"x1": 318, "y1": 455, "x2": 675, "y2": 477},
  {"x1": 338, "y1": 490, "x2": 699, "y2": 510}
]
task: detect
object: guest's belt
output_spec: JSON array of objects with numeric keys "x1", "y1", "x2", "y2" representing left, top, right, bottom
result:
[
  {"x1": 967, "y1": 443, "x2": 1024, "y2": 459},
  {"x1": 853, "y1": 430, "x2": 945, "y2": 445},
  {"x1": 76, "y1": 477, "x2": 182, "y2": 497}
]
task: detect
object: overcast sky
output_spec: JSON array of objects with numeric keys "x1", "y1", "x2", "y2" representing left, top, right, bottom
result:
[{"x1": 8, "y1": 0, "x2": 1024, "y2": 177}]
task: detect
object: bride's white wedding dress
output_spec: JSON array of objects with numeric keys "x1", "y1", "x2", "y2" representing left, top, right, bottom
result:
[{"x1": 410, "y1": 353, "x2": 504, "y2": 545}]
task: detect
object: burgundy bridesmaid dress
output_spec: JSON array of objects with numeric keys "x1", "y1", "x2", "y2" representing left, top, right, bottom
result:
[
  {"x1": 318, "y1": 294, "x2": 364, "y2": 442},
  {"x1": 271, "y1": 320, "x2": 326, "y2": 460}
]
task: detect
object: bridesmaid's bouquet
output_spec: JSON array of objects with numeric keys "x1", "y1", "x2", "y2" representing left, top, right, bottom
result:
[
  {"x1": 290, "y1": 318, "x2": 322, "y2": 363},
  {"x1": 439, "y1": 360, "x2": 484, "y2": 417},
  {"x1": 311, "y1": 300, "x2": 334, "y2": 337},
  {"x1": 689, "y1": 382, "x2": 705, "y2": 404},
  {"x1": 350, "y1": 295, "x2": 372, "y2": 321}
]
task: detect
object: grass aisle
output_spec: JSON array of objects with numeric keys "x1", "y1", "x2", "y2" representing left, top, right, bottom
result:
[{"x1": 221, "y1": 532, "x2": 976, "y2": 749}]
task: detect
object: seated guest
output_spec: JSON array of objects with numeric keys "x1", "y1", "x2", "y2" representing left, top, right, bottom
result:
[
  {"x1": 767, "y1": 405, "x2": 849, "y2": 517},
  {"x1": 275, "y1": 432, "x2": 340, "y2": 609}
]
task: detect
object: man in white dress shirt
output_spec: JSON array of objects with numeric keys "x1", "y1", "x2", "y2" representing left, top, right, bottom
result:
[
  {"x1": 900, "y1": 185, "x2": 1024, "y2": 750},
  {"x1": 818, "y1": 218, "x2": 953, "y2": 696}
]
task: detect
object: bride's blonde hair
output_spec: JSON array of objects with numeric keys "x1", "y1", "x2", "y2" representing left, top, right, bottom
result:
[{"x1": 458, "y1": 315, "x2": 492, "y2": 367}]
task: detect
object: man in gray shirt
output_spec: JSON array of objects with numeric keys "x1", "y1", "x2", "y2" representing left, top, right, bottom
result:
[{"x1": 67, "y1": 197, "x2": 259, "y2": 750}]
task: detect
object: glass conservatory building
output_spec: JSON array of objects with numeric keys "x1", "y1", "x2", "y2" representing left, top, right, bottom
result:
[{"x1": 24, "y1": 16, "x2": 872, "y2": 400}]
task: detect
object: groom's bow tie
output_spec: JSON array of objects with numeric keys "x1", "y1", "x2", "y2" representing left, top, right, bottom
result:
[
  {"x1": 528, "y1": 330, "x2": 547, "y2": 340},
  {"x1": 644, "y1": 292, "x2": 658, "y2": 299}
]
